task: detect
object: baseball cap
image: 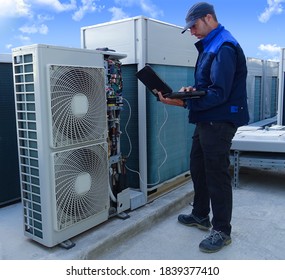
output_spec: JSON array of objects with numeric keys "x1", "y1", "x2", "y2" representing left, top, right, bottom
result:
[{"x1": 181, "y1": 2, "x2": 215, "y2": 33}]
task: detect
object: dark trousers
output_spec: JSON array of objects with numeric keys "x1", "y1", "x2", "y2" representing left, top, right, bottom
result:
[{"x1": 190, "y1": 122, "x2": 237, "y2": 236}]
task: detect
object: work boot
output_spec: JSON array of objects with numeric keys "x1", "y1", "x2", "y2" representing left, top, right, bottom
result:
[
  {"x1": 178, "y1": 213, "x2": 211, "y2": 230},
  {"x1": 199, "y1": 229, "x2": 232, "y2": 253}
]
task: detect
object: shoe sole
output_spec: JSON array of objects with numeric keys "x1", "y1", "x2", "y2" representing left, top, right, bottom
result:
[
  {"x1": 178, "y1": 220, "x2": 211, "y2": 231},
  {"x1": 199, "y1": 239, "x2": 232, "y2": 253}
]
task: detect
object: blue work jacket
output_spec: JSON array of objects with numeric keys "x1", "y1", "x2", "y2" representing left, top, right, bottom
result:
[{"x1": 186, "y1": 24, "x2": 249, "y2": 127}]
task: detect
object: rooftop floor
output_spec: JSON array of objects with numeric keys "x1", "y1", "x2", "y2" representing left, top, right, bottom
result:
[{"x1": 0, "y1": 166, "x2": 285, "y2": 260}]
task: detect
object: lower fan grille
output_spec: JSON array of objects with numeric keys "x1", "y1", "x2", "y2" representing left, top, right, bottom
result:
[{"x1": 53, "y1": 143, "x2": 109, "y2": 231}]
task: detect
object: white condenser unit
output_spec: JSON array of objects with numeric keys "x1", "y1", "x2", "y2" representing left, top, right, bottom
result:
[{"x1": 12, "y1": 44, "x2": 110, "y2": 247}]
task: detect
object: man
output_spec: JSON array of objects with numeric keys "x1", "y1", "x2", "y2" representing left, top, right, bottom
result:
[{"x1": 158, "y1": 2, "x2": 249, "y2": 253}]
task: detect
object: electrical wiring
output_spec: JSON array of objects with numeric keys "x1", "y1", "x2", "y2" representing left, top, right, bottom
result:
[{"x1": 123, "y1": 97, "x2": 168, "y2": 187}]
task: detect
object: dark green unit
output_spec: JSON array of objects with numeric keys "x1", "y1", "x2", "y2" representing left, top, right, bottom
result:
[{"x1": 0, "y1": 60, "x2": 21, "y2": 207}]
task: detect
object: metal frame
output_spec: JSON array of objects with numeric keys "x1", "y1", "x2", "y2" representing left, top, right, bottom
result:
[{"x1": 231, "y1": 150, "x2": 285, "y2": 188}]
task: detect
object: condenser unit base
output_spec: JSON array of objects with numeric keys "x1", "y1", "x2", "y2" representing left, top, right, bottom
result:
[
  {"x1": 117, "y1": 188, "x2": 131, "y2": 213},
  {"x1": 129, "y1": 189, "x2": 147, "y2": 210},
  {"x1": 230, "y1": 125, "x2": 285, "y2": 188}
]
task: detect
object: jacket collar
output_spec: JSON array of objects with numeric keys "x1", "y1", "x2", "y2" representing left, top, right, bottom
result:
[{"x1": 195, "y1": 24, "x2": 224, "y2": 52}]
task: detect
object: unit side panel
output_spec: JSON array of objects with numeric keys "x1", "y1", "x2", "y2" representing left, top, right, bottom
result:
[
  {"x1": 13, "y1": 48, "x2": 50, "y2": 241},
  {"x1": 146, "y1": 20, "x2": 197, "y2": 67},
  {"x1": 82, "y1": 21, "x2": 135, "y2": 64}
]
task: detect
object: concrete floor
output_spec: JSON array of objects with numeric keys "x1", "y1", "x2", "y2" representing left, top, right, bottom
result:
[
  {"x1": 0, "y1": 166, "x2": 285, "y2": 260},
  {"x1": 95, "y1": 168, "x2": 285, "y2": 260}
]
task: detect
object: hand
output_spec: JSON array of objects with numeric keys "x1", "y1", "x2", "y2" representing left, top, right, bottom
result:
[
  {"x1": 179, "y1": 86, "x2": 196, "y2": 92},
  {"x1": 157, "y1": 92, "x2": 184, "y2": 107}
]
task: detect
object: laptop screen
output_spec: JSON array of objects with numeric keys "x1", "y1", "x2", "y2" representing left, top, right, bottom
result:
[
  {"x1": 135, "y1": 65, "x2": 173, "y2": 98},
  {"x1": 136, "y1": 64, "x2": 206, "y2": 100}
]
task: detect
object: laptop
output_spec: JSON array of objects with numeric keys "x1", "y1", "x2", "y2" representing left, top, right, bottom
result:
[{"x1": 135, "y1": 65, "x2": 206, "y2": 100}]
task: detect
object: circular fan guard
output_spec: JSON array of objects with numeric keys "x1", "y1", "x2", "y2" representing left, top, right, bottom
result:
[
  {"x1": 49, "y1": 65, "x2": 107, "y2": 148},
  {"x1": 54, "y1": 144, "x2": 109, "y2": 231}
]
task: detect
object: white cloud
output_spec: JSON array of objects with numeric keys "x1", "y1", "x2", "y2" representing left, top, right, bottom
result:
[
  {"x1": 259, "y1": 43, "x2": 281, "y2": 53},
  {"x1": 114, "y1": 0, "x2": 163, "y2": 18},
  {"x1": 114, "y1": 0, "x2": 136, "y2": 7},
  {"x1": 72, "y1": 0, "x2": 104, "y2": 21},
  {"x1": 258, "y1": 43, "x2": 281, "y2": 60},
  {"x1": 5, "y1": 44, "x2": 13, "y2": 50},
  {"x1": 37, "y1": 14, "x2": 54, "y2": 21},
  {"x1": 34, "y1": 0, "x2": 103, "y2": 21},
  {"x1": 258, "y1": 0, "x2": 285, "y2": 23},
  {"x1": 108, "y1": 7, "x2": 129, "y2": 21},
  {"x1": 32, "y1": 0, "x2": 77, "y2": 12},
  {"x1": 1, "y1": 0, "x2": 103, "y2": 52},
  {"x1": 16, "y1": 34, "x2": 31, "y2": 42},
  {"x1": 140, "y1": 0, "x2": 163, "y2": 18},
  {"x1": 0, "y1": 0, "x2": 32, "y2": 18},
  {"x1": 0, "y1": 0, "x2": 104, "y2": 21},
  {"x1": 19, "y1": 23, "x2": 48, "y2": 34}
]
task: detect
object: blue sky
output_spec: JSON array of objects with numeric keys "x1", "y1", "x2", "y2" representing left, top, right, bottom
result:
[{"x1": 0, "y1": 0, "x2": 284, "y2": 61}]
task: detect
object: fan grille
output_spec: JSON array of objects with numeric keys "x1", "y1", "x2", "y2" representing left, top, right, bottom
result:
[
  {"x1": 53, "y1": 143, "x2": 109, "y2": 231},
  {"x1": 49, "y1": 65, "x2": 107, "y2": 148}
]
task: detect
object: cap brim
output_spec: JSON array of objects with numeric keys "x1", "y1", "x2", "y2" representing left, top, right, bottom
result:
[{"x1": 181, "y1": 19, "x2": 197, "y2": 34}]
